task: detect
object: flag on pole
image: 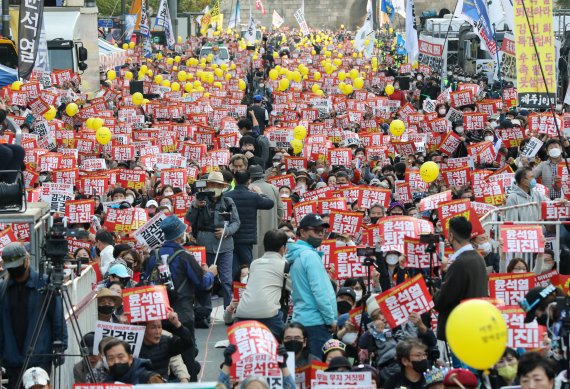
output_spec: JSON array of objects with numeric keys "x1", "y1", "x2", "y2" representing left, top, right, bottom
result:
[
  {"x1": 229, "y1": 0, "x2": 241, "y2": 29},
  {"x1": 139, "y1": 0, "x2": 152, "y2": 58},
  {"x1": 381, "y1": 0, "x2": 395, "y2": 19},
  {"x1": 354, "y1": 0, "x2": 374, "y2": 52},
  {"x1": 272, "y1": 10, "x2": 284, "y2": 29},
  {"x1": 34, "y1": 15, "x2": 50, "y2": 73},
  {"x1": 18, "y1": 0, "x2": 45, "y2": 79},
  {"x1": 404, "y1": 0, "x2": 419, "y2": 63},
  {"x1": 244, "y1": 11, "x2": 256, "y2": 44},
  {"x1": 294, "y1": 8, "x2": 310, "y2": 36},
  {"x1": 210, "y1": 0, "x2": 222, "y2": 25},
  {"x1": 256, "y1": 0, "x2": 266, "y2": 15},
  {"x1": 454, "y1": 0, "x2": 497, "y2": 55},
  {"x1": 154, "y1": 0, "x2": 175, "y2": 49},
  {"x1": 395, "y1": 33, "x2": 407, "y2": 55}
]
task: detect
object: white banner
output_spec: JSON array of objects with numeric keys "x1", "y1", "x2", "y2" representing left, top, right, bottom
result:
[
  {"x1": 294, "y1": 8, "x2": 309, "y2": 36},
  {"x1": 154, "y1": 0, "x2": 175, "y2": 49},
  {"x1": 244, "y1": 12, "x2": 256, "y2": 44},
  {"x1": 93, "y1": 321, "x2": 146, "y2": 357},
  {"x1": 272, "y1": 10, "x2": 284, "y2": 29}
]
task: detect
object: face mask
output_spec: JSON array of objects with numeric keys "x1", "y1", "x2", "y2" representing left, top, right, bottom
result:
[
  {"x1": 7, "y1": 265, "x2": 27, "y2": 279},
  {"x1": 455, "y1": 126, "x2": 464, "y2": 135},
  {"x1": 529, "y1": 178, "x2": 537, "y2": 190},
  {"x1": 354, "y1": 290, "x2": 363, "y2": 301},
  {"x1": 337, "y1": 300, "x2": 353, "y2": 315},
  {"x1": 369, "y1": 216, "x2": 380, "y2": 224},
  {"x1": 386, "y1": 254, "x2": 399, "y2": 265},
  {"x1": 212, "y1": 187, "x2": 224, "y2": 197},
  {"x1": 317, "y1": 168, "x2": 325, "y2": 175},
  {"x1": 417, "y1": 76, "x2": 423, "y2": 81},
  {"x1": 259, "y1": 84, "x2": 264, "y2": 88},
  {"x1": 342, "y1": 332, "x2": 358, "y2": 345},
  {"x1": 163, "y1": 190, "x2": 174, "y2": 197},
  {"x1": 273, "y1": 161, "x2": 281, "y2": 167},
  {"x1": 241, "y1": 275, "x2": 249, "y2": 284},
  {"x1": 549, "y1": 147, "x2": 562, "y2": 158},
  {"x1": 438, "y1": 109, "x2": 447, "y2": 115},
  {"x1": 110, "y1": 362, "x2": 130, "y2": 378},
  {"x1": 542, "y1": 263, "x2": 554, "y2": 272},
  {"x1": 412, "y1": 359, "x2": 430, "y2": 374},
  {"x1": 485, "y1": 136, "x2": 494, "y2": 142},
  {"x1": 537, "y1": 313, "x2": 548, "y2": 326},
  {"x1": 98, "y1": 305, "x2": 115, "y2": 315},
  {"x1": 478, "y1": 242, "x2": 492, "y2": 255},
  {"x1": 498, "y1": 364, "x2": 518, "y2": 382},
  {"x1": 306, "y1": 236, "x2": 323, "y2": 248},
  {"x1": 336, "y1": 240, "x2": 347, "y2": 247},
  {"x1": 280, "y1": 193, "x2": 290, "y2": 198},
  {"x1": 284, "y1": 340, "x2": 304, "y2": 353},
  {"x1": 126, "y1": 195, "x2": 135, "y2": 205}
]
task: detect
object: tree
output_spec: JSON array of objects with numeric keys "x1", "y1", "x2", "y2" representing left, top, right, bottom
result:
[{"x1": 97, "y1": 0, "x2": 211, "y2": 16}]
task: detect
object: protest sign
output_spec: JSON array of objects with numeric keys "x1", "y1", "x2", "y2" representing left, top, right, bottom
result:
[
  {"x1": 93, "y1": 321, "x2": 145, "y2": 357},
  {"x1": 122, "y1": 285, "x2": 171, "y2": 323},
  {"x1": 233, "y1": 282, "x2": 247, "y2": 302},
  {"x1": 133, "y1": 212, "x2": 168, "y2": 249},
  {"x1": 489, "y1": 273, "x2": 536, "y2": 306},
  {"x1": 500, "y1": 306, "x2": 546, "y2": 349},
  {"x1": 312, "y1": 370, "x2": 372, "y2": 387},
  {"x1": 329, "y1": 211, "x2": 364, "y2": 236},
  {"x1": 500, "y1": 225, "x2": 545, "y2": 253},
  {"x1": 65, "y1": 199, "x2": 95, "y2": 224}
]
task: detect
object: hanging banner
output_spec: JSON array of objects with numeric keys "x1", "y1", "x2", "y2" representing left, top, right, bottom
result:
[
  {"x1": 272, "y1": 10, "x2": 284, "y2": 29},
  {"x1": 18, "y1": 0, "x2": 45, "y2": 80},
  {"x1": 154, "y1": 0, "x2": 175, "y2": 49},
  {"x1": 139, "y1": 0, "x2": 152, "y2": 58},
  {"x1": 294, "y1": 8, "x2": 310, "y2": 36},
  {"x1": 244, "y1": 13, "x2": 256, "y2": 44},
  {"x1": 417, "y1": 34, "x2": 448, "y2": 77},
  {"x1": 513, "y1": 0, "x2": 555, "y2": 108}
]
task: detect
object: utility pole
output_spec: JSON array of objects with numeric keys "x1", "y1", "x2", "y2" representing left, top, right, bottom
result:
[
  {"x1": 168, "y1": 0, "x2": 177, "y2": 37},
  {"x1": 2, "y1": 0, "x2": 10, "y2": 38},
  {"x1": 121, "y1": 0, "x2": 126, "y2": 42}
]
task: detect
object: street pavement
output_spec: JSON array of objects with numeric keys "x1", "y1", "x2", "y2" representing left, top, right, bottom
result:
[{"x1": 196, "y1": 297, "x2": 228, "y2": 382}]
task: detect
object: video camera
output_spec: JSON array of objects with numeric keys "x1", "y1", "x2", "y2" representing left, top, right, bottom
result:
[{"x1": 194, "y1": 179, "x2": 215, "y2": 201}]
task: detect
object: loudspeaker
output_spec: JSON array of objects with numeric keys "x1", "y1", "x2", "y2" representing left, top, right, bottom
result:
[{"x1": 129, "y1": 81, "x2": 143, "y2": 95}]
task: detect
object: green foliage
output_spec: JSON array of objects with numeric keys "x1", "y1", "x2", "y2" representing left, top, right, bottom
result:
[{"x1": 96, "y1": 0, "x2": 212, "y2": 16}]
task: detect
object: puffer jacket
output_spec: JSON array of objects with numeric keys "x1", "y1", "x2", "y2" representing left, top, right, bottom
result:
[
  {"x1": 505, "y1": 184, "x2": 547, "y2": 222},
  {"x1": 224, "y1": 185, "x2": 274, "y2": 245}
]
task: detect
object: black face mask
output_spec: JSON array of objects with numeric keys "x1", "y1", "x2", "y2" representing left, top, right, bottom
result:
[
  {"x1": 337, "y1": 300, "x2": 353, "y2": 315},
  {"x1": 98, "y1": 305, "x2": 115, "y2": 315},
  {"x1": 537, "y1": 313, "x2": 548, "y2": 326},
  {"x1": 412, "y1": 359, "x2": 429, "y2": 374},
  {"x1": 109, "y1": 362, "x2": 130, "y2": 378},
  {"x1": 369, "y1": 216, "x2": 380, "y2": 224},
  {"x1": 284, "y1": 340, "x2": 304, "y2": 354},
  {"x1": 7, "y1": 265, "x2": 26, "y2": 279},
  {"x1": 95, "y1": 247, "x2": 101, "y2": 257},
  {"x1": 306, "y1": 236, "x2": 323, "y2": 248}
]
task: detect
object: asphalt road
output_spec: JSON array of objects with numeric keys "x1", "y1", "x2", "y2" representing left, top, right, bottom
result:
[{"x1": 195, "y1": 296, "x2": 228, "y2": 383}]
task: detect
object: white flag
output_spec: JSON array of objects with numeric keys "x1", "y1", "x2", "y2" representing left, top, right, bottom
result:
[
  {"x1": 34, "y1": 15, "x2": 50, "y2": 73},
  {"x1": 155, "y1": 0, "x2": 175, "y2": 49},
  {"x1": 139, "y1": 0, "x2": 152, "y2": 58},
  {"x1": 405, "y1": 0, "x2": 419, "y2": 63},
  {"x1": 354, "y1": 0, "x2": 373, "y2": 52},
  {"x1": 272, "y1": 10, "x2": 284, "y2": 29},
  {"x1": 228, "y1": 0, "x2": 241, "y2": 29},
  {"x1": 244, "y1": 12, "x2": 256, "y2": 44},
  {"x1": 294, "y1": 8, "x2": 309, "y2": 36}
]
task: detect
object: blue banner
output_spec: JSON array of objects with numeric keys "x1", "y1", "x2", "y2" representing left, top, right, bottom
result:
[
  {"x1": 396, "y1": 33, "x2": 407, "y2": 55},
  {"x1": 460, "y1": 0, "x2": 497, "y2": 55},
  {"x1": 381, "y1": 0, "x2": 395, "y2": 19}
]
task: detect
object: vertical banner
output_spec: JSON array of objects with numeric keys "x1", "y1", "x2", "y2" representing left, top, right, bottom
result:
[
  {"x1": 294, "y1": 8, "x2": 310, "y2": 36},
  {"x1": 154, "y1": 0, "x2": 175, "y2": 49},
  {"x1": 139, "y1": 0, "x2": 152, "y2": 58},
  {"x1": 18, "y1": 0, "x2": 45, "y2": 80},
  {"x1": 417, "y1": 34, "x2": 448, "y2": 77},
  {"x1": 244, "y1": 12, "x2": 256, "y2": 44},
  {"x1": 514, "y1": 0, "x2": 555, "y2": 108},
  {"x1": 229, "y1": 0, "x2": 241, "y2": 29},
  {"x1": 405, "y1": 0, "x2": 419, "y2": 63},
  {"x1": 272, "y1": 10, "x2": 284, "y2": 29}
]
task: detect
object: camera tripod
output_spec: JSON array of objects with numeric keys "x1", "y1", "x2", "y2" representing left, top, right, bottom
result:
[{"x1": 14, "y1": 236, "x2": 95, "y2": 389}]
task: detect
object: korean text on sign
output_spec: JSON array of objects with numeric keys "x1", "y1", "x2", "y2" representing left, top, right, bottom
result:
[
  {"x1": 489, "y1": 273, "x2": 536, "y2": 306},
  {"x1": 122, "y1": 285, "x2": 170, "y2": 323},
  {"x1": 500, "y1": 306, "x2": 545, "y2": 349},
  {"x1": 500, "y1": 225, "x2": 545, "y2": 253}
]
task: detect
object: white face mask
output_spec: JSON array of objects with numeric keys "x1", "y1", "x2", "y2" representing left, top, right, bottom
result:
[
  {"x1": 354, "y1": 290, "x2": 363, "y2": 301},
  {"x1": 212, "y1": 187, "x2": 224, "y2": 197},
  {"x1": 512, "y1": 269, "x2": 527, "y2": 274},
  {"x1": 336, "y1": 240, "x2": 346, "y2": 247},
  {"x1": 163, "y1": 190, "x2": 174, "y2": 197},
  {"x1": 439, "y1": 109, "x2": 447, "y2": 115},
  {"x1": 478, "y1": 242, "x2": 492, "y2": 255},
  {"x1": 126, "y1": 195, "x2": 135, "y2": 204},
  {"x1": 341, "y1": 332, "x2": 358, "y2": 345},
  {"x1": 241, "y1": 275, "x2": 249, "y2": 284},
  {"x1": 455, "y1": 126, "x2": 464, "y2": 135},
  {"x1": 317, "y1": 167, "x2": 325, "y2": 175},
  {"x1": 386, "y1": 254, "x2": 399, "y2": 265},
  {"x1": 280, "y1": 193, "x2": 290, "y2": 198},
  {"x1": 549, "y1": 147, "x2": 562, "y2": 159},
  {"x1": 542, "y1": 263, "x2": 554, "y2": 272},
  {"x1": 273, "y1": 161, "x2": 281, "y2": 167},
  {"x1": 484, "y1": 136, "x2": 494, "y2": 142}
]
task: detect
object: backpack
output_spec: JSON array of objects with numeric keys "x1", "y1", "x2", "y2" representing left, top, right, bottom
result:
[
  {"x1": 279, "y1": 261, "x2": 291, "y2": 322},
  {"x1": 145, "y1": 249, "x2": 188, "y2": 302}
]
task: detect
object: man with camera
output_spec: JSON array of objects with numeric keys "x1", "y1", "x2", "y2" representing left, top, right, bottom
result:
[
  {"x1": 186, "y1": 171, "x2": 240, "y2": 309},
  {"x1": 0, "y1": 242, "x2": 68, "y2": 389}
]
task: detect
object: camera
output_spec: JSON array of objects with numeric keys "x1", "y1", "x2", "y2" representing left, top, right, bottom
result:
[
  {"x1": 195, "y1": 179, "x2": 214, "y2": 200},
  {"x1": 420, "y1": 234, "x2": 442, "y2": 244},
  {"x1": 357, "y1": 247, "x2": 375, "y2": 257},
  {"x1": 196, "y1": 191, "x2": 215, "y2": 200}
]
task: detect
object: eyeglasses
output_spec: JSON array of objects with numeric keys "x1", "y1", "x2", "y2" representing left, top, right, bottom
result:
[
  {"x1": 410, "y1": 352, "x2": 428, "y2": 359},
  {"x1": 283, "y1": 336, "x2": 304, "y2": 342},
  {"x1": 307, "y1": 227, "x2": 325, "y2": 234}
]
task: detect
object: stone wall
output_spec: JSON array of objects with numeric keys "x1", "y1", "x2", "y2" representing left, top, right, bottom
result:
[{"x1": 223, "y1": 0, "x2": 456, "y2": 31}]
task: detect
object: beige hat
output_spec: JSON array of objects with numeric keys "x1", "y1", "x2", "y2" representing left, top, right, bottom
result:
[
  {"x1": 97, "y1": 288, "x2": 123, "y2": 306},
  {"x1": 366, "y1": 294, "x2": 380, "y2": 316},
  {"x1": 206, "y1": 171, "x2": 228, "y2": 185}
]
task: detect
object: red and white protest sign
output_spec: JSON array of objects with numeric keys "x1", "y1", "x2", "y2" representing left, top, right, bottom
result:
[
  {"x1": 330, "y1": 246, "x2": 367, "y2": 281},
  {"x1": 368, "y1": 216, "x2": 434, "y2": 251},
  {"x1": 122, "y1": 285, "x2": 170, "y2": 323},
  {"x1": 501, "y1": 225, "x2": 545, "y2": 253},
  {"x1": 65, "y1": 199, "x2": 95, "y2": 224},
  {"x1": 404, "y1": 237, "x2": 436, "y2": 269},
  {"x1": 162, "y1": 168, "x2": 187, "y2": 189},
  {"x1": 419, "y1": 191, "x2": 452, "y2": 212},
  {"x1": 328, "y1": 148, "x2": 352, "y2": 166},
  {"x1": 542, "y1": 201, "x2": 570, "y2": 220},
  {"x1": 233, "y1": 282, "x2": 247, "y2": 302},
  {"x1": 489, "y1": 273, "x2": 536, "y2": 306},
  {"x1": 329, "y1": 211, "x2": 364, "y2": 236},
  {"x1": 375, "y1": 274, "x2": 434, "y2": 328},
  {"x1": 500, "y1": 306, "x2": 546, "y2": 349},
  {"x1": 356, "y1": 187, "x2": 391, "y2": 209},
  {"x1": 0, "y1": 227, "x2": 18, "y2": 255}
]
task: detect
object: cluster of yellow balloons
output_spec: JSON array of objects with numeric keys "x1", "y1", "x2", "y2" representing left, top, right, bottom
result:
[
  {"x1": 86, "y1": 117, "x2": 104, "y2": 130},
  {"x1": 338, "y1": 82, "x2": 353, "y2": 95}
]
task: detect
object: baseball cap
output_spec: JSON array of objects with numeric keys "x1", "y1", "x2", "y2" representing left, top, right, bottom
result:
[
  {"x1": 521, "y1": 285, "x2": 557, "y2": 323},
  {"x1": 146, "y1": 200, "x2": 158, "y2": 208},
  {"x1": 253, "y1": 94, "x2": 263, "y2": 102},
  {"x1": 298, "y1": 213, "x2": 330, "y2": 229},
  {"x1": 80, "y1": 332, "x2": 96, "y2": 355},
  {"x1": 107, "y1": 263, "x2": 130, "y2": 278},
  {"x1": 322, "y1": 339, "x2": 346, "y2": 356},
  {"x1": 2, "y1": 242, "x2": 28, "y2": 269},
  {"x1": 337, "y1": 287, "x2": 356, "y2": 303},
  {"x1": 22, "y1": 367, "x2": 50, "y2": 389}
]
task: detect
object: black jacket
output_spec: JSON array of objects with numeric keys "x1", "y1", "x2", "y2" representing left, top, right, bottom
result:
[
  {"x1": 433, "y1": 249, "x2": 489, "y2": 340},
  {"x1": 225, "y1": 185, "x2": 275, "y2": 245},
  {"x1": 139, "y1": 324, "x2": 194, "y2": 379},
  {"x1": 104, "y1": 358, "x2": 159, "y2": 384}
]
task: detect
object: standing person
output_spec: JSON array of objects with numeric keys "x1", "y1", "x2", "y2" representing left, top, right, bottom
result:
[
  {"x1": 505, "y1": 167, "x2": 547, "y2": 222},
  {"x1": 94, "y1": 229, "x2": 116, "y2": 276},
  {"x1": 0, "y1": 243, "x2": 68, "y2": 389},
  {"x1": 186, "y1": 171, "x2": 240, "y2": 308},
  {"x1": 249, "y1": 165, "x2": 284, "y2": 259},
  {"x1": 246, "y1": 95, "x2": 269, "y2": 133},
  {"x1": 224, "y1": 170, "x2": 274, "y2": 275},
  {"x1": 530, "y1": 138, "x2": 567, "y2": 200},
  {"x1": 286, "y1": 214, "x2": 337, "y2": 359},
  {"x1": 433, "y1": 217, "x2": 488, "y2": 363},
  {"x1": 235, "y1": 230, "x2": 291, "y2": 337}
]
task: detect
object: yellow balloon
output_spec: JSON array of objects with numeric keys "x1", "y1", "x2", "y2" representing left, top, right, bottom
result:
[
  {"x1": 293, "y1": 125, "x2": 307, "y2": 140},
  {"x1": 172, "y1": 66, "x2": 178, "y2": 72},
  {"x1": 389, "y1": 119, "x2": 405, "y2": 137},
  {"x1": 128, "y1": 41, "x2": 135, "y2": 49},
  {"x1": 161, "y1": 79, "x2": 171, "y2": 88},
  {"x1": 194, "y1": 80, "x2": 202, "y2": 88},
  {"x1": 311, "y1": 49, "x2": 316, "y2": 55},
  {"x1": 214, "y1": 68, "x2": 224, "y2": 78},
  {"x1": 311, "y1": 83, "x2": 320, "y2": 93},
  {"x1": 419, "y1": 161, "x2": 440, "y2": 183},
  {"x1": 315, "y1": 89, "x2": 325, "y2": 96},
  {"x1": 292, "y1": 71, "x2": 302, "y2": 83},
  {"x1": 349, "y1": 69, "x2": 359, "y2": 80},
  {"x1": 107, "y1": 69, "x2": 116, "y2": 81},
  {"x1": 125, "y1": 71, "x2": 133, "y2": 81},
  {"x1": 86, "y1": 118, "x2": 95, "y2": 129},
  {"x1": 214, "y1": 81, "x2": 223, "y2": 89},
  {"x1": 177, "y1": 71, "x2": 187, "y2": 82},
  {"x1": 140, "y1": 65, "x2": 148, "y2": 73},
  {"x1": 313, "y1": 71, "x2": 322, "y2": 81},
  {"x1": 338, "y1": 71, "x2": 347, "y2": 81},
  {"x1": 92, "y1": 117, "x2": 104, "y2": 130},
  {"x1": 238, "y1": 79, "x2": 247, "y2": 91},
  {"x1": 96, "y1": 127, "x2": 112, "y2": 145},
  {"x1": 142, "y1": 99, "x2": 149, "y2": 105},
  {"x1": 11, "y1": 81, "x2": 22, "y2": 91},
  {"x1": 230, "y1": 63, "x2": 236, "y2": 70},
  {"x1": 43, "y1": 106, "x2": 56, "y2": 121},
  {"x1": 279, "y1": 78, "x2": 290, "y2": 91},
  {"x1": 171, "y1": 82, "x2": 180, "y2": 92},
  {"x1": 225, "y1": 73, "x2": 232, "y2": 81},
  {"x1": 290, "y1": 139, "x2": 303, "y2": 154},
  {"x1": 65, "y1": 103, "x2": 79, "y2": 117},
  {"x1": 147, "y1": 69, "x2": 154, "y2": 77},
  {"x1": 446, "y1": 300, "x2": 507, "y2": 370},
  {"x1": 132, "y1": 92, "x2": 144, "y2": 106},
  {"x1": 342, "y1": 84, "x2": 353, "y2": 95},
  {"x1": 157, "y1": 53, "x2": 163, "y2": 60},
  {"x1": 184, "y1": 83, "x2": 193, "y2": 93},
  {"x1": 122, "y1": 43, "x2": 129, "y2": 50},
  {"x1": 167, "y1": 58, "x2": 174, "y2": 65},
  {"x1": 269, "y1": 69, "x2": 279, "y2": 80},
  {"x1": 154, "y1": 75, "x2": 163, "y2": 85},
  {"x1": 354, "y1": 77, "x2": 364, "y2": 90},
  {"x1": 385, "y1": 84, "x2": 395, "y2": 96},
  {"x1": 174, "y1": 56, "x2": 181, "y2": 63},
  {"x1": 221, "y1": 63, "x2": 228, "y2": 71},
  {"x1": 178, "y1": 36, "x2": 183, "y2": 43}
]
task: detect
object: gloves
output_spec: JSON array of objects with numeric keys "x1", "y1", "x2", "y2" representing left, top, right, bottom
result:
[
  {"x1": 277, "y1": 344, "x2": 288, "y2": 369},
  {"x1": 224, "y1": 344, "x2": 237, "y2": 367}
]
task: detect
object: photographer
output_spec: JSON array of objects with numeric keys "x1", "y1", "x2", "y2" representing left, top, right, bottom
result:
[
  {"x1": 0, "y1": 243, "x2": 68, "y2": 389},
  {"x1": 186, "y1": 171, "x2": 240, "y2": 309}
]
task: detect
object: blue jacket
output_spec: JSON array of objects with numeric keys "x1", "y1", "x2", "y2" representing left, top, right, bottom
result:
[
  {"x1": 286, "y1": 240, "x2": 337, "y2": 326},
  {"x1": 224, "y1": 185, "x2": 274, "y2": 245},
  {"x1": 0, "y1": 270, "x2": 68, "y2": 368}
]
